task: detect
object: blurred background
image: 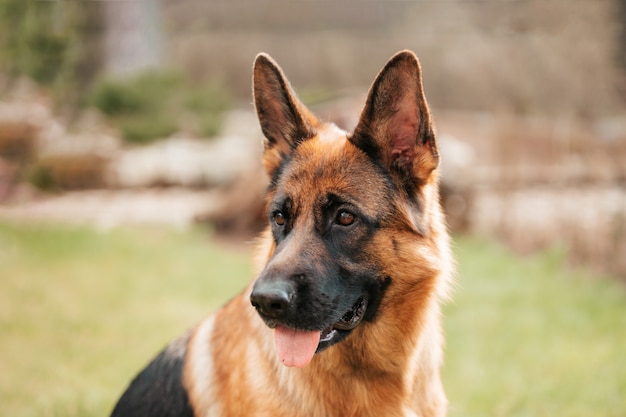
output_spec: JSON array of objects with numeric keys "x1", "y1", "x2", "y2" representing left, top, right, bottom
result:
[{"x1": 0, "y1": 1, "x2": 625, "y2": 416}]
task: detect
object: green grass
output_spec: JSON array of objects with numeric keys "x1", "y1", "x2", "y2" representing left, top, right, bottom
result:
[
  {"x1": 445, "y1": 237, "x2": 626, "y2": 417},
  {"x1": 0, "y1": 223, "x2": 624, "y2": 416},
  {"x1": 0, "y1": 222, "x2": 252, "y2": 417}
]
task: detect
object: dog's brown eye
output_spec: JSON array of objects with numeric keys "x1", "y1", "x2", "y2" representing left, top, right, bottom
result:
[
  {"x1": 336, "y1": 210, "x2": 355, "y2": 226},
  {"x1": 274, "y1": 212, "x2": 286, "y2": 226}
]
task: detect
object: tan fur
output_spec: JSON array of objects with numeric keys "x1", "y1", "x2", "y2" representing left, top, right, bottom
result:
[{"x1": 183, "y1": 51, "x2": 453, "y2": 417}]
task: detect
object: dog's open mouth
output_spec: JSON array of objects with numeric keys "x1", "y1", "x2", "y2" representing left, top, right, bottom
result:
[
  {"x1": 320, "y1": 296, "x2": 368, "y2": 341},
  {"x1": 274, "y1": 297, "x2": 368, "y2": 368}
]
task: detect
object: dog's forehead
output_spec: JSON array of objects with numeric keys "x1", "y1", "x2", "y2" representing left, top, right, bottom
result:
[
  {"x1": 275, "y1": 126, "x2": 391, "y2": 215},
  {"x1": 316, "y1": 123, "x2": 347, "y2": 145}
]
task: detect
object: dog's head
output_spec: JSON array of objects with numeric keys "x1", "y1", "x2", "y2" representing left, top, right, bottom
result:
[{"x1": 249, "y1": 51, "x2": 443, "y2": 368}]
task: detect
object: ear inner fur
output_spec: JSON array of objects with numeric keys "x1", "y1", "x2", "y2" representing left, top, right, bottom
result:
[{"x1": 350, "y1": 50, "x2": 439, "y2": 184}]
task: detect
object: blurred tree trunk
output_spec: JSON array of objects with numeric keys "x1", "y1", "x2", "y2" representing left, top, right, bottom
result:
[
  {"x1": 618, "y1": 0, "x2": 626, "y2": 101},
  {"x1": 617, "y1": 0, "x2": 626, "y2": 70},
  {"x1": 103, "y1": 0, "x2": 162, "y2": 77}
]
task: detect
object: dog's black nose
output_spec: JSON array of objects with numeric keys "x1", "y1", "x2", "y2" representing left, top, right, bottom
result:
[{"x1": 250, "y1": 280, "x2": 295, "y2": 319}]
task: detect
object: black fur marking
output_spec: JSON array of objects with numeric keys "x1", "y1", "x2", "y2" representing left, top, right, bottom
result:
[
  {"x1": 363, "y1": 276, "x2": 392, "y2": 323},
  {"x1": 391, "y1": 238, "x2": 399, "y2": 254},
  {"x1": 268, "y1": 155, "x2": 292, "y2": 190},
  {"x1": 110, "y1": 332, "x2": 194, "y2": 417},
  {"x1": 348, "y1": 132, "x2": 382, "y2": 162}
]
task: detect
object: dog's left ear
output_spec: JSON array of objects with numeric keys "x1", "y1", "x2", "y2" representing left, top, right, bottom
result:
[
  {"x1": 253, "y1": 53, "x2": 320, "y2": 178},
  {"x1": 350, "y1": 50, "x2": 438, "y2": 185}
]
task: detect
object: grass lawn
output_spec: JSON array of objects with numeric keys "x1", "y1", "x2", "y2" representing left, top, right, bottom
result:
[
  {"x1": 1, "y1": 222, "x2": 625, "y2": 416},
  {"x1": 446, "y1": 237, "x2": 626, "y2": 417}
]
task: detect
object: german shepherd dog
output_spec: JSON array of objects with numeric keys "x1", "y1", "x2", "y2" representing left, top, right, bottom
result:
[{"x1": 110, "y1": 50, "x2": 453, "y2": 417}]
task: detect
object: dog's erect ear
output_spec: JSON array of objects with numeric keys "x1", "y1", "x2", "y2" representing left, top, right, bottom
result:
[
  {"x1": 350, "y1": 50, "x2": 438, "y2": 185},
  {"x1": 253, "y1": 53, "x2": 319, "y2": 177}
]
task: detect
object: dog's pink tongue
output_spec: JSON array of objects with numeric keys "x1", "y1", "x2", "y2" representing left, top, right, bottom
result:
[{"x1": 274, "y1": 327, "x2": 321, "y2": 368}]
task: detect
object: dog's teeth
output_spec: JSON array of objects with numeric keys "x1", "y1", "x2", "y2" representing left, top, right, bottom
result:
[{"x1": 320, "y1": 328, "x2": 336, "y2": 343}]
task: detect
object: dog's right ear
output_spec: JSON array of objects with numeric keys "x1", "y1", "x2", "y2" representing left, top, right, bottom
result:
[{"x1": 253, "y1": 53, "x2": 319, "y2": 178}]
